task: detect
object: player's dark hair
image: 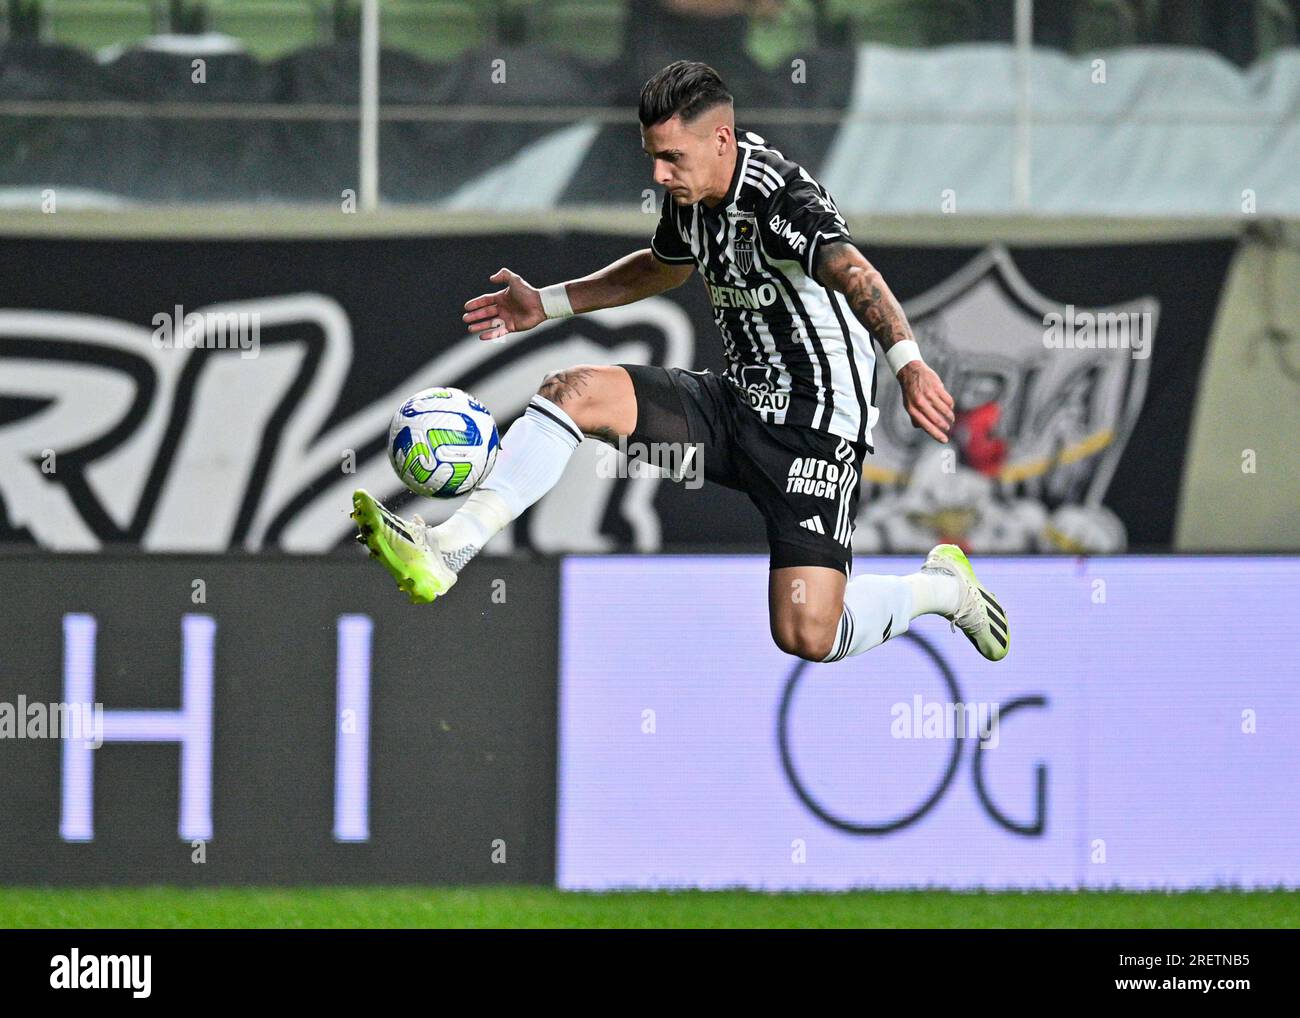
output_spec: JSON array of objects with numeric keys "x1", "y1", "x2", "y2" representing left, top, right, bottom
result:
[{"x1": 638, "y1": 61, "x2": 733, "y2": 128}]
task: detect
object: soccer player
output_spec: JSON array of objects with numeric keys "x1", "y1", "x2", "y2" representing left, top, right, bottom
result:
[{"x1": 352, "y1": 60, "x2": 1008, "y2": 665}]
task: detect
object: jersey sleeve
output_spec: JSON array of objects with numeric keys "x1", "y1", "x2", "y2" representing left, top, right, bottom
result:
[
  {"x1": 759, "y1": 176, "x2": 852, "y2": 278},
  {"x1": 649, "y1": 191, "x2": 695, "y2": 265}
]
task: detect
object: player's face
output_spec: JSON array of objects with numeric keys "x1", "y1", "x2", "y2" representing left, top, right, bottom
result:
[{"x1": 641, "y1": 115, "x2": 724, "y2": 206}]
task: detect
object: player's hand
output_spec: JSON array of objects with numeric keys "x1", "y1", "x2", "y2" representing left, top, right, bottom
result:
[
  {"x1": 897, "y1": 361, "x2": 955, "y2": 443},
  {"x1": 462, "y1": 267, "x2": 546, "y2": 340}
]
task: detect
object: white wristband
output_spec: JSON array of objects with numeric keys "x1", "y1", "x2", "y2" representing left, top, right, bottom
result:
[
  {"x1": 885, "y1": 339, "x2": 923, "y2": 375},
  {"x1": 540, "y1": 283, "x2": 574, "y2": 320}
]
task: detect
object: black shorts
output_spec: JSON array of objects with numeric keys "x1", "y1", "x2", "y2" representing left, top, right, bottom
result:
[{"x1": 621, "y1": 364, "x2": 869, "y2": 574}]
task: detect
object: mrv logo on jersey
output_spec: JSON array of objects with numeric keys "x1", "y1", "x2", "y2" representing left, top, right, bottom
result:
[
  {"x1": 767, "y1": 214, "x2": 807, "y2": 255},
  {"x1": 707, "y1": 282, "x2": 779, "y2": 310}
]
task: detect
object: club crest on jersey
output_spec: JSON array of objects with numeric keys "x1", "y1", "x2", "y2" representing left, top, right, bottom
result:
[
  {"x1": 740, "y1": 364, "x2": 789, "y2": 412},
  {"x1": 729, "y1": 210, "x2": 757, "y2": 273}
]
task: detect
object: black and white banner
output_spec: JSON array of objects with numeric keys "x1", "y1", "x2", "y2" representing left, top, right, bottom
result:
[{"x1": 0, "y1": 232, "x2": 1235, "y2": 554}]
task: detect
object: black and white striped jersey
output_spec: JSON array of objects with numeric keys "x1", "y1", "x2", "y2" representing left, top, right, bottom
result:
[{"x1": 649, "y1": 129, "x2": 880, "y2": 449}]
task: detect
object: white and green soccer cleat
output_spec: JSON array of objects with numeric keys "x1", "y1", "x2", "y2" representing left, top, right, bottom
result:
[
  {"x1": 923, "y1": 543, "x2": 1010, "y2": 661},
  {"x1": 350, "y1": 489, "x2": 458, "y2": 605}
]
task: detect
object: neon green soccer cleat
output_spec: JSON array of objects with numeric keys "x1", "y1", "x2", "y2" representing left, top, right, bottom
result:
[
  {"x1": 350, "y1": 489, "x2": 457, "y2": 605},
  {"x1": 922, "y1": 544, "x2": 1010, "y2": 661}
]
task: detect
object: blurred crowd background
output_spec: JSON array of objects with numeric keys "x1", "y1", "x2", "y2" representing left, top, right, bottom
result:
[
  {"x1": 0, "y1": 0, "x2": 1297, "y2": 207},
  {"x1": 3, "y1": 0, "x2": 1296, "y2": 67}
]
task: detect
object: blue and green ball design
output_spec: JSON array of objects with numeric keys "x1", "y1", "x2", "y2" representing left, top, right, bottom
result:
[{"x1": 387, "y1": 387, "x2": 500, "y2": 498}]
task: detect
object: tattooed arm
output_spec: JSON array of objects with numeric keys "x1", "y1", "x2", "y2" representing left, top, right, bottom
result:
[{"x1": 814, "y1": 241, "x2": 955, "y2": 444}]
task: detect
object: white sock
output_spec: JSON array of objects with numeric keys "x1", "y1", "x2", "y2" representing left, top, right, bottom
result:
[
  {"x1": 902, "y1": 569, "x2": 962, "y2": 617},
  {"x1": 430, "y1": 394, "x2": 583, "y2": 571},
  {"x1": 821, "y1": 569, "x2": 961, "y2": 663},
  {"x1": 822, "y1": 574, "x2": 911, "y2": 662}
]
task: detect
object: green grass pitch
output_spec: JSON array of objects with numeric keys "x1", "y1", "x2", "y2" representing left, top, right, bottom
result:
[{"x1": 0, "y1": 888, "x2": 1294, "y2": 928}]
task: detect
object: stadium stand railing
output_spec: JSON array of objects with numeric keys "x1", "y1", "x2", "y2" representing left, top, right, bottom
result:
[
  {"x1": 2, "y1": 1, "x2": 1297, "y2": 65},
  {"x1": 0, "y1": 0, "x2": 1296, "y2": 209}
]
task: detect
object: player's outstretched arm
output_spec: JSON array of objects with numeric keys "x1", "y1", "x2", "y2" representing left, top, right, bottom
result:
[
  {"x1": 814, "y1": 241, "x2": 955, "y2": 444},
  {"x1": 462, "y1": 250, "x2": 692, "y2": 341}
]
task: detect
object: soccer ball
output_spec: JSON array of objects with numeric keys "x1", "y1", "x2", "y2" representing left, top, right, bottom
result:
[{"x1": 387, "y1": 387, "x2": 500, "y2": 498}]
